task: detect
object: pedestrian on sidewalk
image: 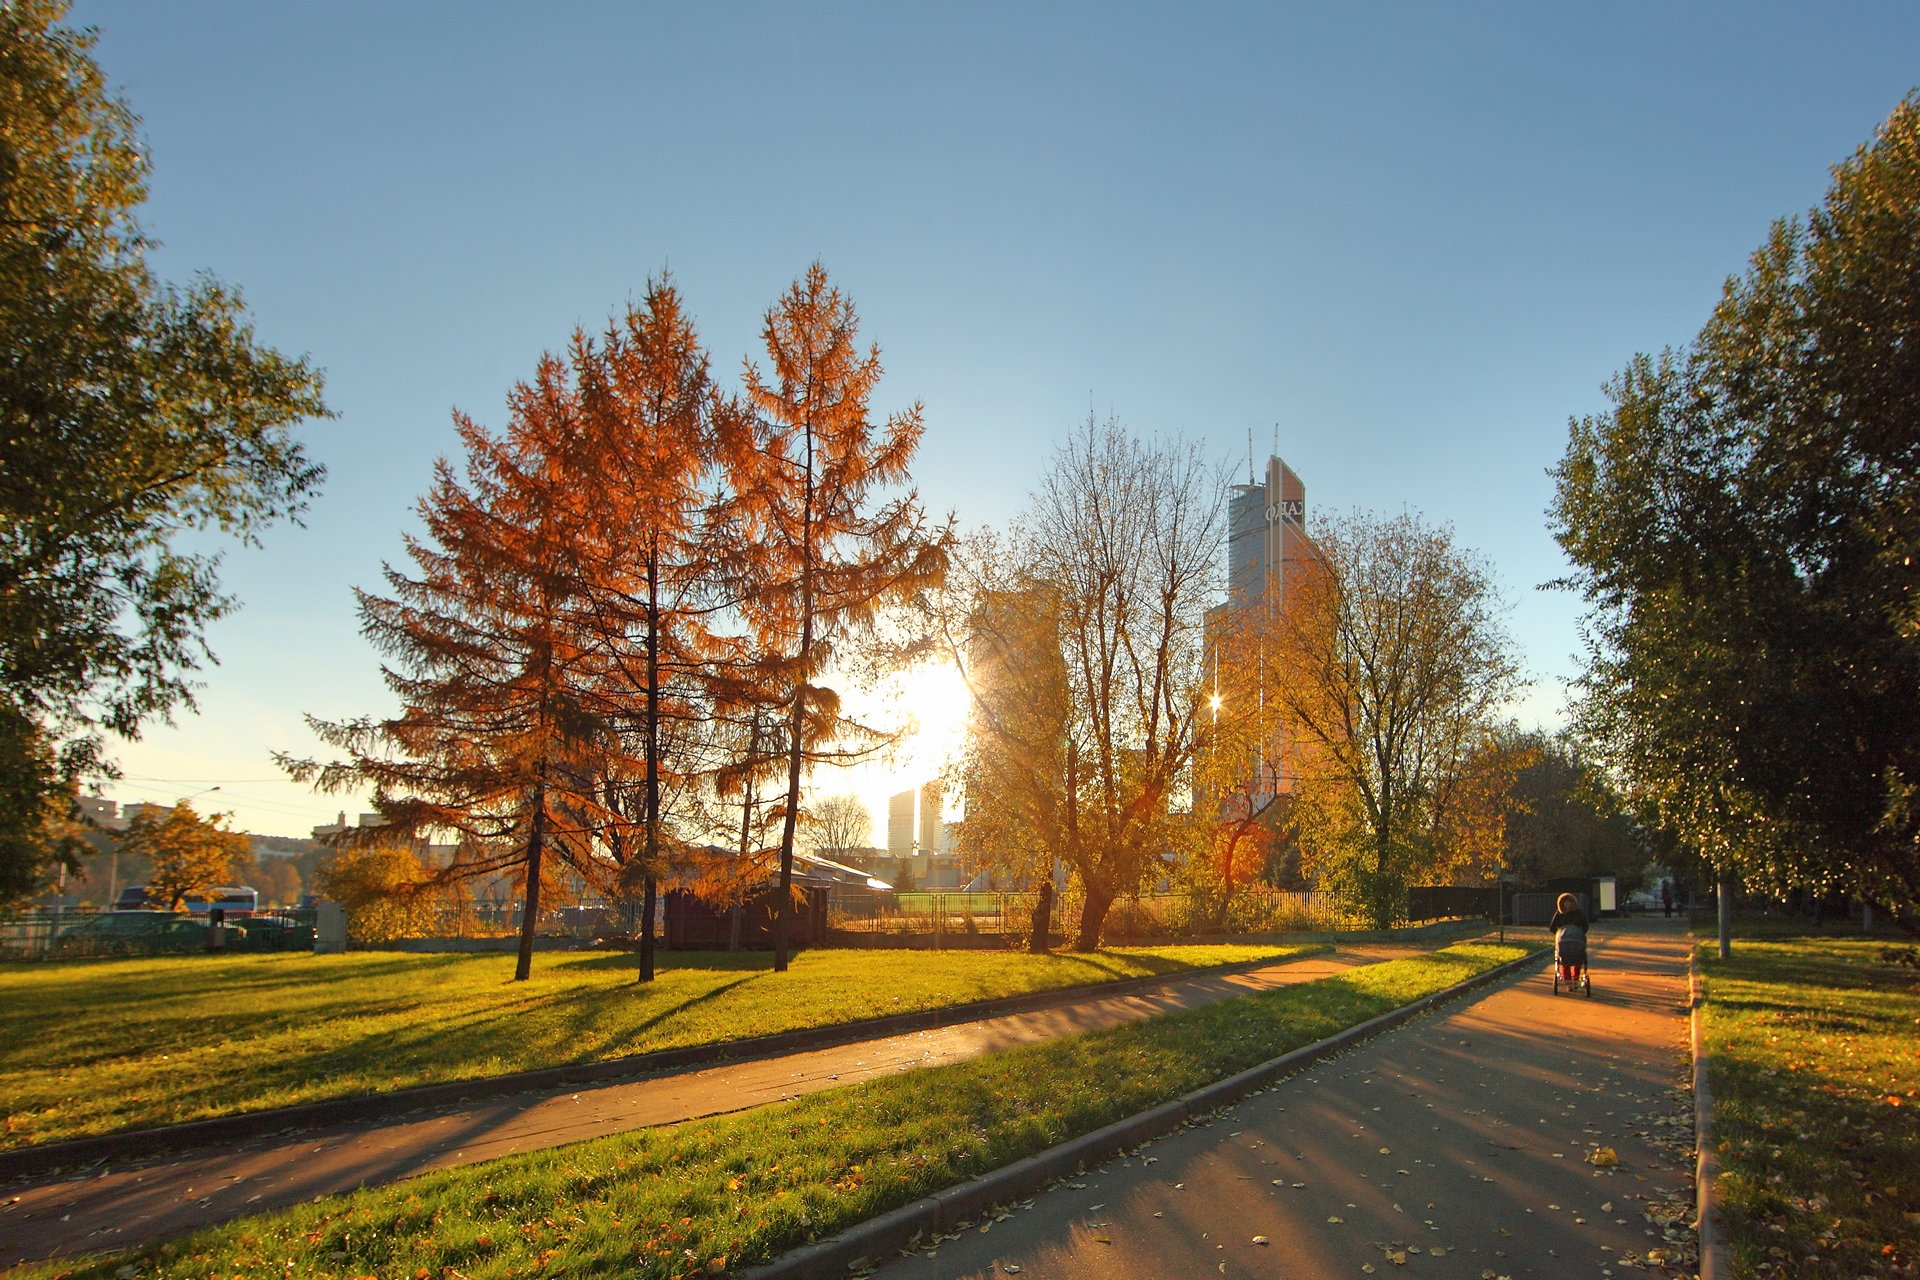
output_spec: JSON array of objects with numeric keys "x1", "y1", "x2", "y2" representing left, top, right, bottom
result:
[
  {"x1": 1549, "y1": 892, "x2": 1590, "y2": 987},
  {"x1": 1661, "y1": 880, "x2": 1674, "y2": 918}
]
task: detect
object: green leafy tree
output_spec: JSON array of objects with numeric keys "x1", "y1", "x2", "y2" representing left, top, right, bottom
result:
[
  {"x1": 1269, "y1": 512, "x2": 1522, "y2": 928},
  {"x1": 1500, "y1": 733, "x2": 1646, "y2": 886},
  {"x1": 1550, "y1": 93, "x2": 1920, "y2": 934},
  {"x1": 121, "y1": 801, "x2": 250, "y2": 911},
  {"x1": 0, "y1": 3, "x2": 328, "y2": 904}
]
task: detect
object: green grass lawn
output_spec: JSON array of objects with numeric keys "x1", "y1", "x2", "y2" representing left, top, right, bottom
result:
[
  {"x1": 0, "y1": 941, "x2": 1311, "y2": 1150},
  {"x1": 19, "y1": 939, "x2": 1535, "y2": 1280},
  {"x1": 1698, "y1": 935, "x2": 1920, "y2": 1280}
]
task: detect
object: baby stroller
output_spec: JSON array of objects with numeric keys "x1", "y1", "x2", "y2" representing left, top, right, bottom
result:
[{"x1": 1553, "y1": 923, "x2": 1592, "y2": 996}]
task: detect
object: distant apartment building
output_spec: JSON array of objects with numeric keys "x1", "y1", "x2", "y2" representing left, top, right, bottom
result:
[{"x1": 73, "y1": 794, "x2": 124, "y2": 830}]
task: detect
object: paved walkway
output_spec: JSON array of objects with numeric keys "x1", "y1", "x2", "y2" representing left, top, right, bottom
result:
[
  {"x1": 867, "y1": 918, "x2": 1698, "y2": 1280},
  {"x1": 1, "y1": 942, "x2": 1432, "y2": 1267}
]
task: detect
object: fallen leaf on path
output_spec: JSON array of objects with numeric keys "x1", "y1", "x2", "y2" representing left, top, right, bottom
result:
[
  {"x1": 1600, "y1": 1202, "x2": 1613, "y2": 1212},
  {"x1": 1430, "y1": 1247, "x2": 1447, "y2": 1257},
  {"x1": 1361, "y1": 1266, "x2": 1376, "y2": 1274},
  {"x1": 1003, "y1": 1267, "x2": 1021, "y2": 1275},
  {"x1": 1328, "y1": 1215, "x2": 1346, "y2": 1223},
  {"x1": 1252, "y1": 1235, "x2": 1270, "y2": 1245},
  {"x1": 1589, "y1": 1148, "x2": 1619, "y2": 1168},
  {"x1": 1388, "y1": 1250, "x2": 1408, "y2": 1265},
  {"x1": 1379, "y1": 1147, "x2": 1392, "y2": 1154}
]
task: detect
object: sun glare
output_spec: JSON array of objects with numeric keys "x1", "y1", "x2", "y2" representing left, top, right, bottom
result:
[{"x1": 892, "y1": 661, "x2": 973, "y2": 772}]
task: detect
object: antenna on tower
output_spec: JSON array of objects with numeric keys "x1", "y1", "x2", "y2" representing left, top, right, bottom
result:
[
  {"x1": 1247, "y1": 427, "x2": 1255, "y2": 483},
  {"x1": 1272, "y1": 422, "x2": 1280, "y2": 464}
]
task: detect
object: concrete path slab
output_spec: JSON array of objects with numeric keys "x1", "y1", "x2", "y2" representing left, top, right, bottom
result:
[
  {"x1": 865, "y1": 919, "x2": 1698, "y2": 1280},
  {"x1": 1, "y1": 943, "x2": 1427, "y2": 1267}
]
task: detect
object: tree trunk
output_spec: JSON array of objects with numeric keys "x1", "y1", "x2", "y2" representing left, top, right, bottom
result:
[
  {"x1": 639, "y1": 874, "x2": 657, "y2": 980},
  {"x1": 514, "y1": 788, "x2": 547, "y2": 982},
  {"x1": 773, "y1": 427, "x2": 817, "y2": 975},
  {"x1": 638, "y1": 536, "x2": 662, "y2": 985},
  {"x1": 1717, "y1": 875, "x2": 1733, "y2": 959},
  {"x1": 728, "y1": 903, "x2": 743, "y2": 951},
  {"x1": 1072, "y1": 886, "x2": 1112, "y2": 952},
  {"x1": 1028, "y1": 877, "x2": 1053, "y2": 953}
]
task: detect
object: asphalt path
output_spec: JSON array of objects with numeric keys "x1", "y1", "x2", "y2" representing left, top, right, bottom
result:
[
  {"x1": 867, "y1": 919, "x2": 1698, "y2": 1280},
  {"x1": 2, "y1": 942, "x2": 1428, "y2": 1267}
]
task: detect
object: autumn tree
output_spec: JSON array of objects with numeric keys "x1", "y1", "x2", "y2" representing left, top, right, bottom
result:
[
  {"x1": 946, "y1": 538, "x2": 1074, "y2": 952},
  {"x1": 574, "y1": 275, "x2": 719, "y2": 982},
  {"x1": 804, "y1": 793, "x2": 873, "y2": 855},
  {"x1": 0, "y1": 3, "x2": 328, "y2": 905},
  {"x1": 976, "y1": 418, "x2": 1225, "y2": 951},
  {"x1": 1551, "y1": 94, "x2": 1920, "y2": 934},
  {"x1": 313, "y1": 843, "x2": 439, "y2": 942},
  {"x1": 728, "y1": 264, "x2": 951, "y2": 971},
  {"x1": 1188, "y1": 602, "x2": 1293, "y2": 923},
  {"x1": 283, "y1": 339, "x2": 637, "y2": 981},
  {"x1": 1269, "y1": 511, "x2": 1522, "y2": 928},
  {"x1": 122, "y1": 801, "x2": 250, "y2": 911}
]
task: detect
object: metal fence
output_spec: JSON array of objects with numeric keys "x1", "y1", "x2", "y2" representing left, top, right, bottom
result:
[
  {"x1": 1, "y1": 909, "x2": 317, "y2": 961},
  {"x1": 1405, "y1": 885, "x2": 1502, "y2": 923},
  {"x1": 826, "y1": 889, "x2": 1359, "y2": 945}
]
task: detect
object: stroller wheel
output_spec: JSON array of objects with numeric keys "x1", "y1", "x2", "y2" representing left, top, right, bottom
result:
[{"x1": 1584, "y1": 973, "x2": 1593, "y2": 997}]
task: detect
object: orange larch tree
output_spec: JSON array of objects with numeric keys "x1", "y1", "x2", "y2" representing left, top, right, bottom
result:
[
  {"x1": 282, "y1": 343, "x2": 637, "y2": 981},
  {"x1": 575, "y1": 276, "x2": 721, "y2": 982},
  {"x1": 723, "y1": 264, "x2": 951, "y2": 971}
]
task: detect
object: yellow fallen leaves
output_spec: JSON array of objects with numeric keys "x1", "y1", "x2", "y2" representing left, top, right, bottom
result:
[{"x1": 1588, "y1": 1146, "x2": 1619, "y2": 1167}]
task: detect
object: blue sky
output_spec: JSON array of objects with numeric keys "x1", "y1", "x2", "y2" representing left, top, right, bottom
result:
[{"x1": 77, "y1": 1, "x2": 1920, "y2": 838}]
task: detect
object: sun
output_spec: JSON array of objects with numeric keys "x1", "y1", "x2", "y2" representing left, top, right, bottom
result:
[{"x1": 891, "y1": 660, "x2": 973, "y2": 772}]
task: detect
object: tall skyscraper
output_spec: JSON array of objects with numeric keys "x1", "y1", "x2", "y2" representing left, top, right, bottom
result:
[
  {"x1": 887, "y1": 789, "x2": 916, "y2": 859},
  {"x1": 918, "y1": 781, "x2": 945, "y2": 855},
  {"x1": 1211, "y1": 454, "x2": 1318, "y2": 810},
  {"x1": 1227, "y1": 455, "x2": 1313, "y2": 615}
]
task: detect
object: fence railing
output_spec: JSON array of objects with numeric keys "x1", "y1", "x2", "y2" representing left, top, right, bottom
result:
[
  {"x1": 1, "y1": 908, "x2": 318, "y2": 960},
  {"x1": 826, "y1": 888, "x2": 1361, "y2": 944}
]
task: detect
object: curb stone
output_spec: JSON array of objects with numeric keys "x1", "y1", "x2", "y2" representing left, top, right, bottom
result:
[
  {"x1": 1690, "y1": 948, "x2": 1728, "y2": 1280},
  {"x1": 743, "y1": 944, "x2": 1549, "y2": 1280},
  {"x1": 0, "y1": 946, "x2": 1350, "y2": 1181}
]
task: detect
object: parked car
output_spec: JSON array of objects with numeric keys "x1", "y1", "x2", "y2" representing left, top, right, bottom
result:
[{"x1": 229, "y1": 914, "x2": 314, "y2": 949}]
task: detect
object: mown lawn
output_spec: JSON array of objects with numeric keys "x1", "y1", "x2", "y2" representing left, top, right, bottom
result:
[
  {"x1": 1698, "y1": 936, "x2": 1920, "y2": 1280},
  {"x1": 21, "y1": 939, "x2": 1535, "y2": 1280},
  {"x1": 0, "y1": 942, "x2": 1310, "y2": 1150}
]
